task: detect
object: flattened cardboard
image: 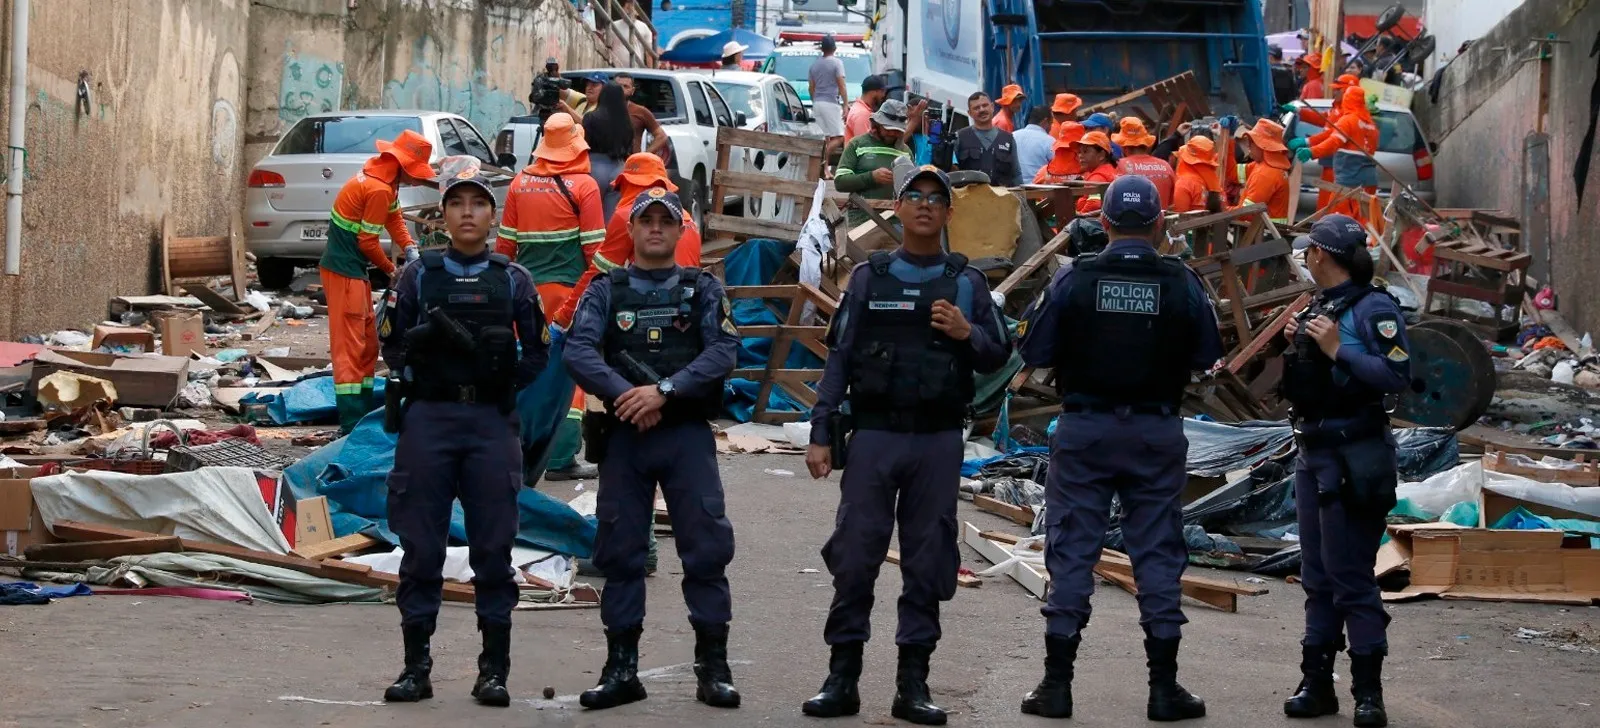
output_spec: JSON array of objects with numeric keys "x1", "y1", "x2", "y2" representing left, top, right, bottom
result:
[
  {"x1": 0, "y1": 466, "x2": 55, "y2": 556},
  {"x1": 1383, "y1": 524, "x2": 1600, "y2": 604},
  {"x1": 28, "y1": 349, "x2": 190, "y2": 408},
  {"x1": 295, "y1": 495, "x2": 333, "y2": 549},
  {"x1": 91, "y1": 324, "x2": 156, "y2": 353}
]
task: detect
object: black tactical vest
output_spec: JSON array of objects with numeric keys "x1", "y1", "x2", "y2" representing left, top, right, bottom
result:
[
  {"x1": 955, "y1": 127, "x2": 1018, "y2": 184},
  {"x1": 1054, "y1": 246, "x2": 1195, "y2": 408},
  {"x1": 848, "y1": 252, "x2": 975, "y2": 431},
  {"x1": 1280, "y1": 285, "x2": 1388, "y2": 421},
  {"x1": 411, "y1": 250, "x2": 518, "y2": 400},
  {"x1": 601, "y1": 267, "x2": 722, "y2": 421}
]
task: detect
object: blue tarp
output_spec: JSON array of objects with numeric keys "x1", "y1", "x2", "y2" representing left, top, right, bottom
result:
[
  {"x1": 723, "y1": 238, "x2": 823, "y2": 422},
  {"x1": 282, "y1": 393, "x2": 596, "y2": 559},
  {"x1": 245, "y1": 373, "x2": 388, "y2": 426},
  {"x1": 659, "y1": 28, "x2": 775, "y2": 63}
]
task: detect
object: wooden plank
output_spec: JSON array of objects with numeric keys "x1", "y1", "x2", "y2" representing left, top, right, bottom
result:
[
  {"x1": 712, "y1": 169, "x2": 820, "y2": 200},
  {"x1": 972, "y1": 494, "x2": 1036, "y2": 527},
  {"x1": 293, "y1": 533, "x2": 381, "y2": 561},
  {"x1": 705, "y1": 213, "x2": 804, "y2": 241},
  {"x1": 886, "y1": 549, "x2": 981, "y2": 588},
  {"x1": 24, "y1": 536, "x2": 182, "y2": 562},
  {"x1": 961, "y1": 522, "x2": 1048, "y2": 598},
  {"x1": 995, "y1": 228, "x2": 1072, "y2": 295},
  {"x1": 717, "y1": 126, "x2": 826, "y2": 158},
  {"x1": 1225, "y1": 293, "x2": 1310, "y2": 373},
  {"x1": 850, "y1": 194, "x2": 903, "y2": 246},
  {"x1": 1228, "y1": 238, "x2": 1292, "y2": 267},
  {"x1": 731, "y1": 368, "x2": 822, "y2": 382},
  {"x1": 181, "y1": 283, "x2": 248, "y2": 315},
  {"x1": 1169, "y1": 205, "x2": 1265, "y2": 235},
  {"x1": 243, "y1": 308, "x2": 277, "y2": 340}
]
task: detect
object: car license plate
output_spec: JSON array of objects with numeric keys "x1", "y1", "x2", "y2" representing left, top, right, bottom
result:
[{"x1": 301, "y1": 224, "x2": 328, "y2": 241}]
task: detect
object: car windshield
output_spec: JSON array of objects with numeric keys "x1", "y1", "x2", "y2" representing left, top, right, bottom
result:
[
  {"x1": 769, "y1": 52, "x2": 873, "y2": 85},
  {"x1": 275, "y1": 116, "x2": 423, "y2": 155},
  {"x1": 1283, "y1": 106, "x2": 1422, "y2": 155},
  {"x1": 713, "y1": 82, "x2": 763, "y2": 116}
]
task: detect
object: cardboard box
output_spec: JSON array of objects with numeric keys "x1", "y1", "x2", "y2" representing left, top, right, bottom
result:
[
  {"x1": 0, "y1": 466, "x2": 57, "y2": 556},
  {"x1": 90, "y1": 324, "x2": 156, "y2": 354},
  {"x1": 295, "y1": 495, "x2": 333, "y2": 549},
  {"x1": 158, "y1": 311, "x2": 206, "y2": 358},
  {"x1": 28, "y1": 349, "x2": 190, "y2": 408},
  {"x1": 1380, "y1": 524, "x2": 1600, "y2": 605}
]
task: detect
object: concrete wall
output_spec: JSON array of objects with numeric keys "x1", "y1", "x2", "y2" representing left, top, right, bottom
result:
[
  {"x1": 245, "y1": 0, "x2": 605, "y2": 169},
  {"x1": 0, "y1": 0, "x2": 251, "y2": 338},
  {"x1": 1422, "y1": 0, "x2": 1528, "y2": 74},
  {"x1": 1414, "y1": 0, "x2": 1600, "y2": 333}
]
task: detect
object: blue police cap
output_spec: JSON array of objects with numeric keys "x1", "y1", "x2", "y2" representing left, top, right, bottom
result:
[
  {"x1": 630, "y1": 186, "x2": 685, "y2": 222},
  {"x1": 440, "y1": 172, "x2": 497, "y2": 207},
  {"x1": 1293, "y1": 214, "x2": 1367, "y2": 261},
  {"x1": 1101, "y1": 175, "x2": 1163, "y2": 229},
  {"x1": 895, "y1": 164, "x2": 953, "y2": 201}
]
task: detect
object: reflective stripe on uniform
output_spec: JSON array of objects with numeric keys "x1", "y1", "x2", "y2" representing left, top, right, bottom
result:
[
  {"x1": 518, "y1": 227, "x2": 583, "y2": 244},
  {"x1": 579, "y1": 229, "x2": 606, "y2": 244},
  {"x1": 593, "y1": 252, "x2": 621, "y2": 271},
  {"x1": 567, "y1": 407, "x2": 583, "y2": 421},
  {"x1": 330, "y1": 210, "x2": 364, "y2": 235},
  {"x1": 333, "y1": 382, "x2": 364, "y2": 395},
  {"x1": 498, "y1": 225, "x2": 519, "y2": 240},
  {"x1": 856, "y1": 146, "x2": 908, "y2": 158}
]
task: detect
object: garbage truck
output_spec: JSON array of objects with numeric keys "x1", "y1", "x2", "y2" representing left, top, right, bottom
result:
[{"x1": 868, "y1": 0, "x2": 1276, "y2": 120}]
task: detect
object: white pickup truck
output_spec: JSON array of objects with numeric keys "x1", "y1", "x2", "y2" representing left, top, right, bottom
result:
[{"x1": 492, "y1": 68, "x2": 745, "y2": 223}]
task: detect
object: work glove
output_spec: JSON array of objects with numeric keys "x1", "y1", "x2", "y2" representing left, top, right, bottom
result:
[
  {"x1": 1287, "y1": 137, "x2": 1309, "y2": 152},
  {"x1": 1295, "y1": 146, "x2": 1313, "y2": 163},
  {"x1": 1367, "y1": 93, "x2": 1380, "y2": 114},
  {"x1": 1278, "y1": 103, "x2": 1299, "y2": 115},
  {"x1": 1217, "y1": 115, "x2": 1240, "y2": 133},
  {"x1": 404, "y1": 245, "x2": 421, "y2": 263},
  {"x1": 547, "y1": 321, "x2": 566, "y2": 346}
]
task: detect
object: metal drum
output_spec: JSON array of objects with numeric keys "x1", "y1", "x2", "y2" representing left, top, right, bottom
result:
[{"x1": 1394, "y1": 319, "x2": 1497, "y2": 431}]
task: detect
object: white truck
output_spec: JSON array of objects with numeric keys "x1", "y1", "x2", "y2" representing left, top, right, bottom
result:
[{"x1": 492, "y1": 68, "x2": 745, "y2": 223}]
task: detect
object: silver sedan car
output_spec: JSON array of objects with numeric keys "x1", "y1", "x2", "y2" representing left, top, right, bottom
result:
[{"x1": 244, "y1": 111, "x2": 505, "y2": 289}]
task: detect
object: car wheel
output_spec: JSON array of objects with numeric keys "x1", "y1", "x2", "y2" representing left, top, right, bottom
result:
[
  {"x1": 688, "y1": 168, "x2": 710, "y2": 227},
  {"x1": 256, "y1": 257, "x2": 296, "y2": 290}
]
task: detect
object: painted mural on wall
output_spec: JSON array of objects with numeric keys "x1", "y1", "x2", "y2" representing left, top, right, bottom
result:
[
  {"x1": 280, "y1": 48, "x2": 345, "y2": 124},
  {"x1": 382, "y1": 61, "x2": 527, "y2": 138}
]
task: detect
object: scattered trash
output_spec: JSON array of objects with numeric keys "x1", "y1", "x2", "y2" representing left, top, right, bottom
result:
[
  {"x1": 763, "y1": 468, "x2": 794, "y2": 477},
  {"x1": 262, "y1": 347, "x2": 291, "y2": 358},
  {"x1": 244, "y1": 291, "x2": 274, "y2": 312},
  {"x1": 37, "y1": 372, "x2": 118, "y2": 412},
  {"x1": 798, "y1": 568, "x2": 819, "y2": 573},
  {"x1": 278, "y1": 304, "x2": 314, "y2": 319},
  {"x1": 174, "y1": 381, "x2": 212, "y2": 409},
  {"x1": 214, "y1": 349, "x2": 250, "y2": 363},
  {"x1": 46, "y1": 330, "x2": 91, "y2": 348}
]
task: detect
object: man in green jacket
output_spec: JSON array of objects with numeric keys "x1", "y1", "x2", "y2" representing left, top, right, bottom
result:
[{"x1": 835, "y1": 99, "x2": 911, "y2": 227}]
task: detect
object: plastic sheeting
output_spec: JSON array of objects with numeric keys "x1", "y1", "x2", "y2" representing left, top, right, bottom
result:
[
  {"x1": 69, "y1": 552, "x2": 384, "y2": 605},
  {"x1": 30, "y1": 467, "x2": 293, "y2": 554},
  {"x1": 282, "y1": 410, "x2": 597, "y2": 558},
  {"x1": 516, "y1": 335, "x2": 578, "y2": 485},
  {"x1": 724, "y1": 239, "x2": 823, "y2": 422},
  {"x1": 245, "y1": 372, "x2": 388, "y2": 426},
  {"x1": 1183, "y1": 419, "x2": 1295, "y2": 477},
  {"x1": 1393, "y1": 427, "x2": 1460, "y2": 481}
]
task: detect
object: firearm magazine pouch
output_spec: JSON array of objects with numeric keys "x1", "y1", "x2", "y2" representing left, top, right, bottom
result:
[
  {"x1": 582, "y1": 413, "x2": 615, "y2": 464},
  {"x1": 1333, "y1": 437, "x2": 1398, "y2": 513}
]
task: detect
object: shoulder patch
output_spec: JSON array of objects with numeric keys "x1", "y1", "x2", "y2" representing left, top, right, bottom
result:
[
  {"x1": 721, "y1": 318, "x2": 739, "y2": 336},
  {"x1": 1376, "y1": 319, "x2": 1398, "y2": 339},
  {"x1": 1386, "y1": 345, "x2": 1409, "y2": 362},
  {"x1": 1016, "y1": 318, "x2": 1028, "y2": 338}
]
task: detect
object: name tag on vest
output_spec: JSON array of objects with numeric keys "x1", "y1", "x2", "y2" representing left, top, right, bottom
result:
[
  {"x1": 1097, "y1": 280, "x2": 1160, "y2": 315},
  {"x1": 869, "y1": 301, "x2": 916, "y2": 311}
]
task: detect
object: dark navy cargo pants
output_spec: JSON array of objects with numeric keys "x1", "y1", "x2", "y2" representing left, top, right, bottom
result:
[
  {"x1": 1295, "y1": 445, "x2": 1391, "y2": 654},
  {"x1": 387, "y1": 400, "x2": 522, "y2": 628}
]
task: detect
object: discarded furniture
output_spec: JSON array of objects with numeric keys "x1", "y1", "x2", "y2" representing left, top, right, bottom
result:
[
  {"x1": 704, "y1": 127, "x2": 828, "y2": 257},
  {"x1": 1079, "y1": 71, "x2": 1211, "y2": 137},
  {"x1": 725, "y1": 282, "x2": 837, "y2": 424},
  {"x1": 1422, "y1": 237, "x2": 1531, "y2": 339}
]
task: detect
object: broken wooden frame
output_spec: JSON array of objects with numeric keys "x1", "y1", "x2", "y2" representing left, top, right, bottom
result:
[
  {"x1": 725, "y1": 281, "x2": 838, "y2": 424},
  {"x1": 704, "y1": 127, "x2": 828, "y2": 258},
  {"x1": 1079, "y1": 71, "x2": 1211, "y2": 138}
]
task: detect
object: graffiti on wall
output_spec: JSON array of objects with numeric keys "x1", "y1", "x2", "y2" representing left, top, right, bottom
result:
[
  {"x1": 280, "y1": 48, "x2": 345, "y2": 124},
  {"x1": 382, "y1": 63, "x2": 527, "y2": 138}
]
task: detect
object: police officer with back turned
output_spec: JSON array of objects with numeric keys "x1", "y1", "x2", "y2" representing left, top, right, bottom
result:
[
  {"x1": 377, "y1": 161, "x2": 547, "y2": 707},
  {"x1": 562, "y1": 187, "x2": 742, "y2": 711},
  {"x1": 1280, "y1": 215, "x2": 1409, "y2": 728},
  {"x1": 803, "y1": 166, "x2": 1012, "y2": 726},
  {"x1": 1017, "y1": 174, "x2": 1223, "y2": 722}
]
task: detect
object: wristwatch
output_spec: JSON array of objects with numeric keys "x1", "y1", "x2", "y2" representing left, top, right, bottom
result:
[{"x1": 656, "y1": 379, "x2": 676, "y2": 398}]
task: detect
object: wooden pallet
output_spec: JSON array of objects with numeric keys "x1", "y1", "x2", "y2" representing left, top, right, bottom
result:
[
  {"x1": 704, "y1": 127, "x2": 828, "y2": 257},
  {"x1": 1423, "y1": 238, "x2": 1530, "y2": 337},
  {"x1": 1080, "y1": 71, "x2": 1211, "y2": 138},
  {"x1": 725, "y1": 282, "x2": 838, "y2": 424},
  {"x1": 1483, "y1": 450, "x2": 1600, "y2": 487}
]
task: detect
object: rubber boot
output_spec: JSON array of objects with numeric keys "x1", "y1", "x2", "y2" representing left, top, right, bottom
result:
[
  {"x1": 1144, "y1": 636, "x2": 1206, "y2": 722},
  {"x1": 335, "y1": 393, "x2": 368, "y2": 435},
  {"x1": 383, "y1": 624, "x2": 434, "y2": 702},
  {"x1": 1284, "y1": 642, "x2": 1341, "y2": 718},
  {"x1": 1020, "y1": 633, "x2": 1080, "y2": 718},
  {"x1": 692, "y1": 623, "x2": 740, "y2": 708},
  {"x1": 801, "y1": 642, "x2": 863, "y2": 717},
  {"x1": 544, "y1": 417, "x2": 592, "y2": 479},
  {"x1": 890, "y1": 644, "x2": 947, "y2": 726},
  {"x1": 579, "y1": 627, "x2": 647, "y2": 710},
  {"x1": 471, "y1": 619, "x2": 512, "y2": 707},
  {"x1": 1350, "y1": 652, "x2": 1388, "y2": 727}
]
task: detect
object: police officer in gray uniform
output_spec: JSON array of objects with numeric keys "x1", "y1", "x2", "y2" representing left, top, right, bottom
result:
[
  {"x1": 803, "y1": 166, "x2": 1012, "y2": 726},
  {"x1": 562, "y1": 187, "x2": 742, "y2": 711},
  {"x1": 1017, "y1": 175, "x2": 1223, "y2": 722},
  {"x1": 377, "y1": 169, "x2": 547, "y2": 707},
  {"x1": 1280, "y1": 215, "x2": 1410, "y2": 728}
]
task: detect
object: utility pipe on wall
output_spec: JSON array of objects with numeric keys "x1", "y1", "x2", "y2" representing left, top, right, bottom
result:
[{"x1": 5, "y1": 0, "x2": 28, "y2": 275}]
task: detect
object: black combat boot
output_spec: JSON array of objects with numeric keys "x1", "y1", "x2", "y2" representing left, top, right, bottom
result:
[
  {"x1": 1144, "y1": 636, "x2": 1206, "y2": 722},
  {"x1": 579, "y1": 626, "x2": 648, "y2": 710},
  {"x1": 383, "y1": 623, "x2": 434, "y2": 702},
  {"x1": 471, "y1": 619, "x2": 512, "y2": 707},
  {"x1": 801, "y1": 642, "x2": 863, "y2": 717},
  {"x1": 890, "y1": 643, "x2": 947, "y2": 725},
  {"x1": 1350, "y1": 651, "x2": 1388, "y2": 727},
  {"x1": 1020, "y1": 633, "x2": 1080, "y2": 718},
  {"x1": 692, "y1": 623, "x2": 740, "y2": 708},
  {"x1": 1284, "y1": 641, "x2": 1342, "y2": 718}
]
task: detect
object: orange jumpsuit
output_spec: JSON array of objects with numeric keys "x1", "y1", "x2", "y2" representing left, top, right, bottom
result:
[
  {"x1": 1074, "y1": 163, "x2": 1120, "y2": 215},
  {"x1": 1171, "y1": 161, "x2": 1221, "y2": 214},
  {"x1": 320, "y1": 155, "x2": 415, "y2": 431},
  {"x1": 1309, "y1": 88, "x2": 1380, "y2": 223},
  {"x1": 555, "y1": 186, "x2": 704, "y2": 328},
  {"x1": 1238, "y1": 160, "x2": 1293, "y2": 222},
  {"x1": 1116, "y1": 154, "x2": 1177, "y2": 209}
]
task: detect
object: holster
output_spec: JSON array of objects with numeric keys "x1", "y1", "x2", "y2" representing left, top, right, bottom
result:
[
  {"x1": 383, "y1": 375, "x2": 406, "y2": 434},
  {"x1": 583, "y1": 412, "x2": 616, "y2": 465},
  {"x1": 828, "y1": 410, "x2": 853, "y2": 470},
  {"x1": 1332, "y1": 437, "x2": 1398, "y2": 513}
]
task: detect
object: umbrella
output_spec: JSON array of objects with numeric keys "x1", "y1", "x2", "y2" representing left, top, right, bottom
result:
[
  {"x1": 1265, "y1": 31, "x2": 1359, "y2": 62},
  {"x1": 659, "y1": 28, "x2": 775, "y2": 64}
]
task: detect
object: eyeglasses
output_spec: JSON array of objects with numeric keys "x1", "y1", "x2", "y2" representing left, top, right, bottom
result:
[{"x1": 900, "y1": 190, "x2": 949, "y2": 207}]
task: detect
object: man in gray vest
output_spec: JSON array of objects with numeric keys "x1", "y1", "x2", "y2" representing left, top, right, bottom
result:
[{"x1": 953, "y1": 92, "x2": 1021, "y2": 186}]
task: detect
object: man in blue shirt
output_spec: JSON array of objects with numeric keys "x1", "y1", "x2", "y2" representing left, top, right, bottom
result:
[
  {"x1": 1014, "y1": 106, "x2": 1056, "y2": 183},
  {"x1": 1016, "y1": 175, "x2": 1223, "y2": 722}
]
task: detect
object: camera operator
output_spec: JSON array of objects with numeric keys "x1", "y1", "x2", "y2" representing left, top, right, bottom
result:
[{"x1": 530, "y1": 57, "x2": 586, "y2": 122}]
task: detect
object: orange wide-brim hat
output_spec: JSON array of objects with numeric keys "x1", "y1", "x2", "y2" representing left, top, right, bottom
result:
[
  {"x1": 1111, "y1": 117, "x2": 1157, "y2": 148},
  {"x1": 1244, "y1": 119, "x2": 1289, "y2": 153},
  {"x1": 615, "y1": 152, "x2": 677, "y2": 190},
  {"x1": 534, "y1": 113, "x2": 590, "y2": 164},
  {"x1": 1073, "y1": 130, "x2": 1114, "y2": 155},
  {"x1": 998, "y1": 84, "x2": 1026, "y2": 106},
  {"x1": 375, "y1": 129, "x2": 437, "y2": 181},
  {"x1": 1051, "y1": 93, "x2": 1083, "y2": 116},
  {"x1": 1178, "y1": 136, "x2": 1219, "y2": 166}
]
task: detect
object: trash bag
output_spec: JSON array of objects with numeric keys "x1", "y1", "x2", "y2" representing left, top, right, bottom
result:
[
  {"x1": 1183, "y1": 419, "x2": 1296, "y2": 477},
  {"x1": 1439, "y1": 500, "x2": 1480, "y2": 527},
  {"x1": 1251, "y1": 544, "x2": 1302, "y2": 577},
  {"x1": 1393, "y1": 427, "x2": 1459, "y2": 481},
  {"x1": 1065, "y1": 217, "x2": 1109, "y2": 257}
]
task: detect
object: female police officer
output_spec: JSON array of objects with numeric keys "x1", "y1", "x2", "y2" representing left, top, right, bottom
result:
[{"x1": 1280, "y1": 214, "x2": 1410, "y2": 728}]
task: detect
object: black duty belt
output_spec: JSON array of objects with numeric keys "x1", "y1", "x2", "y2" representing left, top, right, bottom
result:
[
  {"x1": 411, "y1": 382, "x2": 506, "y2": 405},
  {"x1": 853, "y1": 409, "x2": 966, "y2": 434},
  {"x1": 1059, "y1": 402, "x2": 1177, "y2": 417},
  {"x1": 1293, "y1": 414, "x2": 1390, "y2": 450}
]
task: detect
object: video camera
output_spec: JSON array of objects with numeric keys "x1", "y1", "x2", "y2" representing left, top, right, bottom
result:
[
  {"x1": 912, "y1": 95, "x2": 959, "y2": 172},
  {"x1": 531, "y1": 71, "x2": 572, "y2": 118}
]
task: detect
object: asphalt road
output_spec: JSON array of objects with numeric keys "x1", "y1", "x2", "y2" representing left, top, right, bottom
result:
[{"x1": 2, "y1": 453, "x2": 1596, "y2": 728}]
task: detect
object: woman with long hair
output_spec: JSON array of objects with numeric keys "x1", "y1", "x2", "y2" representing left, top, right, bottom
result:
[{"x1": 582, "y1": 81, "x2": 635, "y2": 221}]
